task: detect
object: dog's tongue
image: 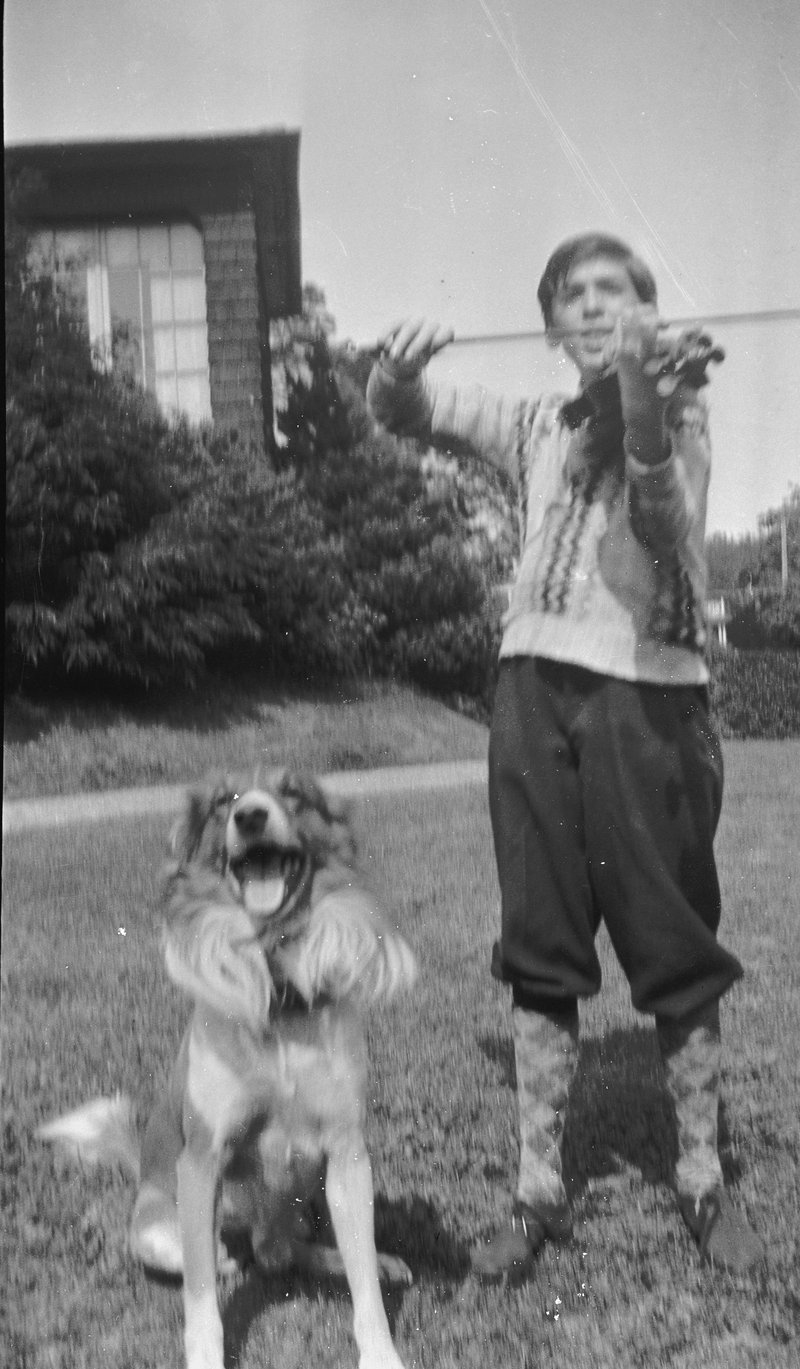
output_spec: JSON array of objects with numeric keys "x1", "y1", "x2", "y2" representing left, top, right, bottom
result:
[
  {"x1": 242, "y1": 875, "x2": 286, "y2": 914},
  {"x1": 239, "y1": 854, "x2": 286, "y2": 915}
]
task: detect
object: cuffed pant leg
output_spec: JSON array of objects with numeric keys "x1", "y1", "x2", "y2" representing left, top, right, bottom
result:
[
  {"x1": 576, "y1": 679, "x2": 742, "y2": 1019},
  {"x1": 488, "y1": 658, "x2": 601, "y2": 1004}
]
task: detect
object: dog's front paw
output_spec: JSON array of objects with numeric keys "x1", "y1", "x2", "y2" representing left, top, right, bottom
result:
[
  {"x1": 359, "y1": 1350, "x2": 407, "y2": 1369},
  {"x1": 376, "y1": 1252, "x2": 413, "y2": 1287},
  {"x1": 185, "y1": 1326, "x2": 224, "y2": 1369},
  {"x1": 217, "y1": 1242, "x2": 241, "y2": 1282}
]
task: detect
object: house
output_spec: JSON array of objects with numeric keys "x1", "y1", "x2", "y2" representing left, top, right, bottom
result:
[{"x1": 5, "y1": 131, "x2": 302, "y2": 454}]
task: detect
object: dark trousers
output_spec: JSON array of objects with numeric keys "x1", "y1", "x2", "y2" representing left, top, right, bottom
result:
[{"x1": 488, "y1": 657, "x2": 743, "y2": 1021}]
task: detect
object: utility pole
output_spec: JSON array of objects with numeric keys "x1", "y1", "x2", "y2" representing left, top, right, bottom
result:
[{"x1": 780, "y1": 502, "x2": 788, "y2": 594}]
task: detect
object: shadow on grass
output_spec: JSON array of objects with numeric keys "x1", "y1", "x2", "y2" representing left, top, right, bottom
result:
[
  {"x1": 221, "y1": 1267, "x2": 314, "y2": 1369},
  {"x1": 3, "y1": 673, "x2": 283, "y2": 744},
  {"x1": 218, "y1": 1194, "x2": 457, "y2": 1367},
  {"x1": 479, "y1": 1024, "x2": 742, "y2": 1198},
  {"x1": 3, "y1": 668, "x2": 375, "y2": 744},
  {"x1": 375, "y1": 1192, "x2": 470, "y2": 1279}
]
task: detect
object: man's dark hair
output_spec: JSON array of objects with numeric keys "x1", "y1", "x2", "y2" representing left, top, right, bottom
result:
[{"x1": 537, "y1": 233, "x2": 658, "y2": 327}]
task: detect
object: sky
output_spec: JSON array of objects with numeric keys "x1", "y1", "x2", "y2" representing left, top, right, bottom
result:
[{"x1": 5, "y1": 0, "x2": 800, "y2": 535}]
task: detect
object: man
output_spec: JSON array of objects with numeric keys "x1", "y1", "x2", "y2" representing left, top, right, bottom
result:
[{"x1": 367, "y1": 232, "x2": 764, "y2": 1280}]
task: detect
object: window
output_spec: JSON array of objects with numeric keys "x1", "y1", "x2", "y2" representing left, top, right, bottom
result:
[{"x1": 31, "y1": 222, "x2": 212, "y2": 425}]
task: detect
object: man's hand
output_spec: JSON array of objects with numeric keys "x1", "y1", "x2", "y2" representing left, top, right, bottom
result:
[
  {"x1": 599, "y1": 306, "x2": 669, "y2": 462},
  {"x1": 600, "y1": 305, "x2": 662, "y2": 383},
  {"x1": 602, "y1": 308, "x2": 724, "y2": 396},
  {"x1": 376, "y1": 318, "x2": 455, "y2": 377}
]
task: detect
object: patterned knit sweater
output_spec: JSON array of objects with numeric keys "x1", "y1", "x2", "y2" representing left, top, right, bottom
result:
[{"x1": 367, "y1": 360, "x2": 712, "y2": 686}]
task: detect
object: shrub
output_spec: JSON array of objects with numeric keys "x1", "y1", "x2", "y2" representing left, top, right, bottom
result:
[
  {"x1": 4, "y1": 212, "x2": 219, "y2": 688},
  {"x1": 271, "y1": 312, "x2": 515, "y2": 702},
  {"x1": 8, "y1": 433, "x2": 381, "y2": 691},
  {"x1": 727, "y1": 585, "x2": 800, "y2": 652},
  {"x1": 707, "y1": 488, "x2": 800, "y2": 653},
  {"x1": 6, "y1": 249, "x2": 511, "y2": 698},
  {"x1": 707, "y1": 646, "x2": 800, "y2": 739},
  {"x1": 5, "y1": 222, "x2": 203, "y2": 597},
  {"x1": 5, "y1": 222, "x2": 382, "y2": 691}
]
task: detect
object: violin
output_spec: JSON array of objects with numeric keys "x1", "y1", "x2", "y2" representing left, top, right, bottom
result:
[
  {"x1": 639, "y1": 326, "x2": 725, "y2": 396},
  {"x1": 561, "y1": 325, "x2": 725, "y2": 433}
]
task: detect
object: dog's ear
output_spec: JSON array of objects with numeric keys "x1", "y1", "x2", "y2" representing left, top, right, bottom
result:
[
  {"x1": 278, "y1": 771, "x2": 357, "y2": 865},
  {"x1": 278, "y1": 770, "x2": 333, "y2": 814},
  {"x1": 318, "y1": 788, "x2": 355, "y2": 827},
  {"x1": 169, "y1": 776, "x2": 237, "y2": 867},
  {"x1": 169, "y1": 785, "x2": 215, "y2": 866}
]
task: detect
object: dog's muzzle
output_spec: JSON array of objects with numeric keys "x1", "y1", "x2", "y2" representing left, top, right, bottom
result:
[{"x1": 224, "y1": 790, "x2": 311, "y2": 921}]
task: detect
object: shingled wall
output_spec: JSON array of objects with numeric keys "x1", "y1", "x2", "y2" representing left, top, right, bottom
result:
[{"x1": 202, "y1": 209, "x2": 268, "y2": 448}]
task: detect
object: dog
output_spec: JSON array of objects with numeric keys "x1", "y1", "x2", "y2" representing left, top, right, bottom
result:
[{"x1": 39, "y1": 769, "x2": 417, "y2": 1369}]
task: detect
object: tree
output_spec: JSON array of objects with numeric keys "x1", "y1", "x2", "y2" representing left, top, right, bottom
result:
[
  {"x1": 271, "y1": 285, "x2": 515, "y2": 702},
  {"x1": 706, "y1": 488, "x2": 800, "y2": 650},
  {"x1": 705, "y1": 531, "x2": 760, "y2": 598},
  {"x1": 270, "y1": 282, "x2": 351, "y2": 459}
]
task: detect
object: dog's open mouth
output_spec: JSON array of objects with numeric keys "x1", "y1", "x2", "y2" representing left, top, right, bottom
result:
[{"x1": 227, "y1": 846, "x2": 309, "y2": 918}]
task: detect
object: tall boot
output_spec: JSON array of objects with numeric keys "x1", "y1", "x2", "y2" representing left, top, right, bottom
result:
[
  {"x1": 657, "y1": 999, "x2": 764, "y2": 1273},
  {"x1": 472, "y1": 1002, "x2": 578, "y2": 1281}
]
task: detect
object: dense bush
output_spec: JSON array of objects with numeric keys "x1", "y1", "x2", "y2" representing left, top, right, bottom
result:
[
  {"x1": 707, "y1": 646, "x2": 800, "y2": 739},
  {"x1": 706, "y1": 488, "x2": 800, "y2": 653},
  {"x1": 726, "y1": 585, "x2": 800, "y2": 652},
  {"x1": 704, "y1": 492, "x2": 799, "y2": 738},
  {"x1": 5, "y1": 208, "x2": 205, "y2": 686},
  {"x1": 6, "y1": 230, "x2": 511, "y2": 697},
  {"x1": 280, "y1": 409, "x2": 509, "y2": 692},
  {"x1": 271, "y1": 306, "x2": 514, "y2": 703},
  {"x1": 4, "y1": 218, "x2": 375, "y2": 690},
  {"x1": 6, "y1": 416, "x2": 377, "y2": 691}
]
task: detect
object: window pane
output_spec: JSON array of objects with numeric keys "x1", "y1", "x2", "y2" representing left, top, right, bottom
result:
[
  {"x1": 105, "y1": 226, "x2": 140, "y2": 267},
  {"x1": 174, "y1": 326, "x2": 210, "y2": 372},
  {"x1": 138, "y1": 226, "x2": 171, "y2": 272},
  {"x1": 169, "y1": 223, "x2": 204, "y2": 270},
  {"x1": 106, "y1": 265, "x2": 143, "y2": 382},
  {"x1": 86, "y1": 264, "x2": 111, "y2": 370},
  {"x1": 107, "y1": 266, "x2": 141, "y2": 324},
  {"x1": 151, "y1": 275, "x2": 179, "y2": 323},
  {"x1": 155, "y1": 373, "x2": 179, "y2": 413},
  {"x1": 143, "y1": 322, "x2": 156, "y2": 393},
  {"x1": 152, "y1": 326, "x2": 176, "y2": 373},
  {"x1": 171, "y1": 276, "x2": 206, "y2": 322},
  {"x1": 177, "y1": 373, "x2": 212, "y2": 423},
  {"x1": 35, "y1": 219, "x2": 212, "y2": 427},
  {"x1": 149, "y1": 275, "x2": 174, "y2": 324}
]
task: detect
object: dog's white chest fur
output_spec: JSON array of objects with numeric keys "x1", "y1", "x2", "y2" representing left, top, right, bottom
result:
[{"x1": 185, "y1": 1003, "x2": 367, "y2": 1159}]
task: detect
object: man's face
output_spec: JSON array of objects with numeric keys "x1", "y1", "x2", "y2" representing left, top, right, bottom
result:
[{"x1": 547, "y1": 255, "x2": 644, "y2": 380}]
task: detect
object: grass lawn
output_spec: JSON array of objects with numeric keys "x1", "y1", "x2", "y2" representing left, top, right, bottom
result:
[
  {"x1": 2, "y1": 740, "x2": 799, "y2": 1368},
  {"x1": 2, "y1": 676, "x2": 489, "y2": 801}
]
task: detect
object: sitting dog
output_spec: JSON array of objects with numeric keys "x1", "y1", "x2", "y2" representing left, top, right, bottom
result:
[{"x1": 39, "y1": 770, "x2": 417, "y2": 1369}]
